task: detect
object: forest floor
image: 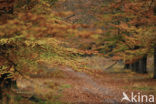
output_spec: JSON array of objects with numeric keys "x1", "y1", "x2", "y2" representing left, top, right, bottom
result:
[{"x1": 17, "y1": 56, "x2": 156, "y2": 104}]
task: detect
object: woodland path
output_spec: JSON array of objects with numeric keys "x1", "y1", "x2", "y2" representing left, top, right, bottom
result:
[
  {"x1": 17, "y1": 58, "x2": 124, "y2": 104},
  {"x1": 17, "y1": 67, "x2": 122, "y2": 104},
  {"x1": 58, "y1": 67, "x2": 122, "y2": 104},
  {"x1": 52, "y1": 0, "x2": 123, "y2": 103}
]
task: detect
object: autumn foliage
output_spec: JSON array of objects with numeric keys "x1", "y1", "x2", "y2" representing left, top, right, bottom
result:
[
  {"x1": 0, "y1": 0, "x2": 156, "y2": 103},
  {"x1": 96, "y1": 0, "x2": 156, "y2": 75}
]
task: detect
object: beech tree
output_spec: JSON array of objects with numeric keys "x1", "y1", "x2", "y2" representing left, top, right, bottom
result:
[
  {"x1": 0, "y1": 0, "x2": 91, "y2": 103},
  {"x1": 97, "y1": 0, "x2": 156, "y2": 75}
]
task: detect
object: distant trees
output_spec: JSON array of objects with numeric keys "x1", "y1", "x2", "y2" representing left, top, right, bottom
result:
[{"x1": 98, "y1": 0, "x2": 156, "y2": 77}]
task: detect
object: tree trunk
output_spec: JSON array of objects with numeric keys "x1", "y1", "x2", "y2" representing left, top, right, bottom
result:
[
  {"x1": 138, "y1": 55, "x2": 147, "y2": 74},
  {"x1": 124, "y1": 64, "x2": 130, "y2": 69},
  {"x1": 0, "y1": 73, "x2": 17, "y2": 104},
  {"x1": 134, "y1": 61, "x2": 139, "y2": 72},
  {"x1": 129, "y1": 61, "x2": 139, "y2": 72},
  {"x1": 142, "y1": 55, "x2": 147, "y2": 73},
  {"x1": 130, "y1": 63, "x2": 135, "y2": 71},
  {"x1": 129, "y1": 63, "x2": 133, "y2": 71},
  {"x1": 153, "y1": 47, "x2": 156, "y2": 79}
]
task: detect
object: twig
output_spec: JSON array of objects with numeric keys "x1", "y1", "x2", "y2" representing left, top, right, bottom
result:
[
  {"x1": 64, "y1": 14, "x2": 75, "y2": 20},
  {"x1": 105, "y1": 61, "x2": 117, "y2": 70}
]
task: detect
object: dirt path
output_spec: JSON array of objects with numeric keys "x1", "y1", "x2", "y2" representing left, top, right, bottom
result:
[
  {"x1": 17, "y1": 65, "x2": 123, "y2": 104},
  {"x1": 16, "y1": 56, "x2": 156, "y2": 104},
  {"x1": 59, "y1": 67, "x2": 122, "y2": 104}
]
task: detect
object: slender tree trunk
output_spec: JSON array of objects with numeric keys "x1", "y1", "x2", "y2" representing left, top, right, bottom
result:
[
  {"x1": 124, "y1": 64, "x2": 130, "y2": 69},
  {"x1": 129, "y1": 61, "x2": 139, "y2": 72},
  {"x1": 153, "y1": 47, "x2": 156, "y2": 79},
  {"x1": 134, "y1": 61, "x2": 139, "y2": 72},
  {"x1": 130, "y1": 63, "x2": 135, "y2": 71},
  {"x1": 138, "y1": 55, "x2": 147, "y2": 74},
  {"x1": 130, "y1": 63, "x2": 133, "y2": 71},
  {"x1": 0, "y1": 73, "x2": 17, "y2": 103},
  {"x1": 142, "y1": 55, "x2": 147, "y2": 73}
]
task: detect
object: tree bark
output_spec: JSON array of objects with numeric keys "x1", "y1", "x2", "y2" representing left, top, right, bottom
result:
[
  {"x1": 130, "y1": 63, "x2": 135, "y2": 71},
  {"x1": 124, "y1": 64, "x2": 130, "y2": 69},
  {"x1": 138, "y1": 55, "x2": 147, "y2": 74},
  {"x1": 134, "y1": 61, "x2": 139, "y2": 72},
  {"x1": 0, "y1": 73, "x2": 17, "y2": 103},
  {"x1": 129, "y1": 63, "x2": 133, "y2": 71}
]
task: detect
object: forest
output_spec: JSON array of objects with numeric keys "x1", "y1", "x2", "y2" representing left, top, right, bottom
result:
[{"x1": 0, "y1": 0, "x2": 156, "y2": 104}]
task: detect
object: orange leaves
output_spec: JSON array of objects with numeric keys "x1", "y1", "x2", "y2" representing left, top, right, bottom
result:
[
  {"x1": 54, "y1": 11, "x2": 74, "y2": 17},
  {"x1": 113, "y1": 54, "x2": 123, "y2": 61},
  {"x1": 0, "y1": 0, "x2": 102, "y2": 84},
  {"x1": 123, "y1": 35, "x2": 140, "y2": 48},
  {"x1": 118, "y1": 22, "x2": 129, "y2": 30},
  {"x1": 113, "y1": 48, "x2": 148, "y2": 64},
  {"x1": 106, "y1": 0, "x2": 156, "y2": 63},
  {"x1": 77, "y1": 49, "x2": 98, "y2": 56},
  {"x1": 0, "y1": 0, "x2": 14, "y2": 8},
  {"x1": 95, "y1": 29, "x2": 103, "y2": 34},
  {"x1": 78, "y1": 31, "x2": 93, "y2": 38},
  {"x1": 13, "y1": 12, "x2": 71, "y2": 38},
  {"x1": 77, "y1": 28, "x2": 103, "y2": 39}
]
